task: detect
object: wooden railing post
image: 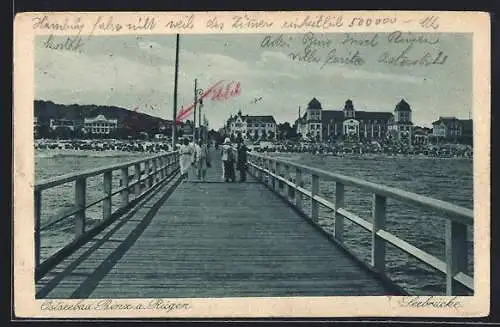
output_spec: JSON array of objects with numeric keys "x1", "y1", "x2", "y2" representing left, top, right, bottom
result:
[
  {"x1": 311, "y1": 174, "x2": 319, "y2": 223},
  {"x1": 145, "y1": 160, "x2": 152, "y2": 188},
  {"x1": 74, "y1": 177, "x2": 86, "y2": 238},
  {"x1": 121, "y1": 167, "x2": 129, "y2": 206},
  {"x1": 334, "y1": 182, "x2": 344, "y2": 242},
  {"x1": 264, "y1": 158, "x2": 269, "y2": 185},
  {"x1": 258, "y1": 157, "x2": 263, "y2": 181},
  {"x1": 254, "y1": 157, "x2": 259, "y2": 177},
  {"x1": 152, "y1": 158, "x2": 158, "y2": 184},
  {"x1": 134, "y1": 163, "x2": 141, "y2": 195},
  {"x1": 251, "y1": 156, "x2": 256, "y2": 179},
  {"x1": 163, "y1": 155, "x2": 167, "y2": 177},
  {"x1": 263, "y1": 158, "x2": 268, "y2": 185},
  {"x1": 275, "y1": 161, "x2": 282, "y2": 193},
  {"x1": 252, "y1": 156, "x2": 257, "y2": 177},
  {"x1": 34, "y1": 190, "x2": 41, "y2": 269},
  {"x1": 248, "y1": 155, "x2": 253, "y2": 176},
  {"x1": 159, "y1": 157, "x2": 165, "y2": 180},
  {"x1": 102, "y1": 171, "x2": 112, "y2": 220},
  {"x1": 295, "y1": 168, "x2": 303, "y2": 210},
  {"x1": 372, "y1": 194, "x2": 387, "y2": 274},
  {"x1": 165, "y1": 154, "x2": 169, "y2": 176},
  {"x1": 268, "y1": 158, "x2": 272, "y2": 186},
  {"x1": 259, "y1": 158, "x2": 267, "y2": 184},
  {"x1": 446, "y1": 220, "x2": 468, "y2": 295},
  {"x1": 266, "y1": 158, "x2": 270, "y2": 187},
  {"x1": 272, "y1": 160, "x2": 277, "y2": 191},
  {"x1": 172, "y1": 153, "x2": 177, "y2": 175},
  {"x1": 283, "y1": 164, "x2": 290, "y2": 200},
  {"x1": 164, "y1": 155, "x2": 170, "y2": 176},
  {"x1": 158, "y1": 157, "x2": 163, "y2": 180}
]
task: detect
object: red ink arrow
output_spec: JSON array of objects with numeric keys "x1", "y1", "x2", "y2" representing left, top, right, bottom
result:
[
  {"x1": 175, "y1": 80, "x2": 242, "y2": 123},
  {"x1": 176, "y1": 80, "x2": 225, "y2": 122}
]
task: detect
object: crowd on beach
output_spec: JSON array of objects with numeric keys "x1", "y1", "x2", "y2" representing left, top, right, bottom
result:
[
  {"x1": 35, "y1": 139, "x2": 173, "y2": 153},
  {"x1": 34, "y1": 137, "x2": 472, "y2": 159},
  {"x1": 251, "y1": 141, "x2": 473, "y2": 159}
]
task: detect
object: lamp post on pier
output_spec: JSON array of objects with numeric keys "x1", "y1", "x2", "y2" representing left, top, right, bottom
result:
[
  {"x1": 193, "y1": 79, "x2": 197, "y2": 143},
  {"x1": 192, "y1": 78, "x2": 205, "y2": 142},
  {"x1": 197, "y1": 91, "x2": 204, "y2": 141},
  {"x1": 172, "y1": 33, "x2": 180, "y2": 149}
]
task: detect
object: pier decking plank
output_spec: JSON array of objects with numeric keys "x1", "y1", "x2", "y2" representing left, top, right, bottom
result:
[{"x1": 36, "y1": 150, "x2": 397, "y2": 298}]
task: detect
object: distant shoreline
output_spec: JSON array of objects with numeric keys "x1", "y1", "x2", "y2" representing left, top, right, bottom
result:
[{"x1": 34, "y1": 147, "x2": 472, "y2": 161}]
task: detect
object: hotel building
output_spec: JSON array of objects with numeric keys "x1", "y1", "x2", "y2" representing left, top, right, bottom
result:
[
  {"x1": 83, "y1": 114, "x2": 118, "y2": 135},
  {"x1": 225, "y1": 110, "x2": 277, "y2": 140},
  {"x1": 296, "y1": 98, "x2": 414, "y2": 142}
]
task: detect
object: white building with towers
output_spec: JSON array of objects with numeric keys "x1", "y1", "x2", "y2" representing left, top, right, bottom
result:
[{"x1": 295, "y1": 97, "x2": 414, "y2": 143}]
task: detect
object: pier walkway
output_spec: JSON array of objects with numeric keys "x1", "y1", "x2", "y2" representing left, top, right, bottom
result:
[{"x1": 34, "y1": 149, "x2": 474, "y2": 298}]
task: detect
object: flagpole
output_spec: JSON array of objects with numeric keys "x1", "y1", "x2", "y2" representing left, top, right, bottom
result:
[{"x1": 172, "y1": 34, "x2": 180, "y2": 150}]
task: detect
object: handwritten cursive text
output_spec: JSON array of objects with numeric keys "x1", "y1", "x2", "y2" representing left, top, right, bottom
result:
[
  {"x1": 398, "y1": 296, "x2": 462, "y2": 309},
  {"x1": 281, "y1": 15, "x2": 344, "y2": 29},
  {"x1": 232, "y1": 14, "x2": 273, "y2": 29},
  {"x1": 388, "y1": 31, "x2": 440, "y2": 45},
  {"x1": 378, "y1": 44, "x2": 448, "y2": 67},
  {"x1": 32, "y1": 15, "x2": 85, "y2": 34}
]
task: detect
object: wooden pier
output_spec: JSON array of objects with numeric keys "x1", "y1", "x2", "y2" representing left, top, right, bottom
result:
[{"x1": 34, "y1": 149, "x2": 474, "y2": 299}]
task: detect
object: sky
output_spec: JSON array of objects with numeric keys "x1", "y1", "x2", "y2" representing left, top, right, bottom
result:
[{"x1": 35, "y1": 32, "x2": 472, "y2": 129}]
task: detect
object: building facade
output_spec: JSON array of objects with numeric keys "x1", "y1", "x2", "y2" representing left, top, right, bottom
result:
[
  {"x1": 226, "y1": 110, "x2": 277, "y2": 140},
  {"x1": 387, "y1": 99, "x2": 413, "y2": 143},
  {"x1": 432, "y1": 117, "x2": 461, "y2": 138},
  {"x1": 296, "y1": 98, "x2": 414, "y2": 142},
  {"x1": 412, "y1": 126, "x2": 432, "y2": 145},
  {"x1": 431, "y1": 117, "x2": 472, "y2": 143},
  {"x1": 49, "y1": 118, "x2": 76, "y2": 131},
  {"x1": 83, "y1": 114, "x2": 118, "y2": 134}
]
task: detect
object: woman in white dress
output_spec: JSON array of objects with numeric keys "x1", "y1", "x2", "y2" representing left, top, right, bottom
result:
[{"x1": 179, "y1": 138, "x2": 193, "y2": 179}]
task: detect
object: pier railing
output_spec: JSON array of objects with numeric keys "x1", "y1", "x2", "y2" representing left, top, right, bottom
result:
[
  {"x1": 247, "y1": 152, "x2": 474, "y2": 296},
  {"x1": 34, "y1": 151, "x2": 179, "y2": 280}
]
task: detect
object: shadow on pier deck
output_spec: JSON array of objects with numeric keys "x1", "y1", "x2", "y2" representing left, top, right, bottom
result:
[{"x1": 36, "y1": 153, "x2": 401, "y2": 299}]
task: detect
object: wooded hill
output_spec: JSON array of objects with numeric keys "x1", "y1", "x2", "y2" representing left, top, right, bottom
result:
[{"x1": 34, "y1": 100, "x2": 172, "y2": 133}]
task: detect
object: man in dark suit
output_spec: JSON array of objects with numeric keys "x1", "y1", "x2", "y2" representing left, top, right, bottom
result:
[{"x1": 236, "y1": 139, "x2": 249, "y2": 182}]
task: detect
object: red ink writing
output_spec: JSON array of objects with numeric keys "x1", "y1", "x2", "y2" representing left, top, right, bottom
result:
[{"x1": 176, "y1": 80, "x2": 242, "y2": 122}]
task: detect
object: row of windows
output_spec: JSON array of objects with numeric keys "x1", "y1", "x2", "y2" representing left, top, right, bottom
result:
[
  {"x1": 317, "y1": 120, "x2": 391, "y2": 125},
  {"x1": 231, "y1": 123, "x2": 274, "y2": 128},
  {"x1": 50, "y1": 120, "x2": 74, "y2": 126},
  {"x1": 249, "y1": 123, "x2": 274, "y2": 127},
  {"x1": 397, "y1": 112, "x2": 411, "y2": 121},
  {"x1": 86, "y1": 127, "x2": 116, "y2": 133},
  {"x1": 84, "y1": 123, "x2": 118, "y2": 127}
]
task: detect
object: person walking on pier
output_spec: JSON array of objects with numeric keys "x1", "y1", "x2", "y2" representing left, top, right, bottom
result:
[
  {"x1": 236, "y1": 139, "x2": 249, "y2": 182},
  {"x1": 196, "y1": 139, "x2": 210, "y2": 181},
  {"x1": 192, "y1": 140, "x2": 201, "y2": 180},
  {"x1": 221, "y1": 137, "x2": 235, "y2": 182},
  {"x1": 179, "y1": 138, "x2": 194, "y2": 179}
]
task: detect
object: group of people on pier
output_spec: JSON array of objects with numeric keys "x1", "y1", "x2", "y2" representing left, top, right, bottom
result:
[{"x1": 178, "y1": 137, "x2": 249, "y2": 183}]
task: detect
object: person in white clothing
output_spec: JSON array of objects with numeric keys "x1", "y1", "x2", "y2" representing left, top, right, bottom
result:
[
  {"x1": 220, "y1": 137, "x2": 235, "y2": 182},
  {"x1": 192, "y1": 140, "x2": 201, "y2": 180},
  {"x1": 179, "y1": 138, "x2": 194, "y2": 179}
]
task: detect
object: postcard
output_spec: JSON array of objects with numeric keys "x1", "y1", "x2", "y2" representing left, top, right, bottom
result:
[{"x1": 13, "y1": 11, "x2": 490, "y2": 318}]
